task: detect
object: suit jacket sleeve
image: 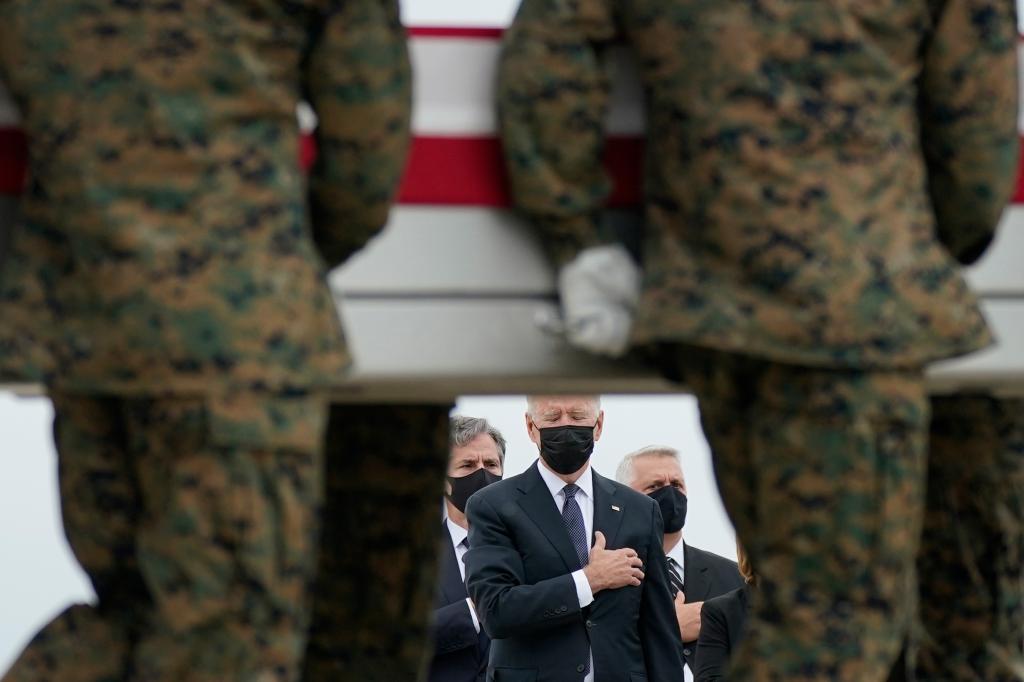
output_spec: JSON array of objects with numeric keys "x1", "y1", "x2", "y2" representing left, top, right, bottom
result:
[
  {"x1": 464, "y1": 492, "x2": 584, "y2": 640},
  {"x1": 639, "y1": 501, "x2": 686, "y2": 678},
  {"x1": 431, "y1": 599, "x2": 479, "y2": 656},
  {"x1": 919, "y1": 0, "x2": 1018, "y2": 265},
  {"x1": 303, "y1": 0, "x2": 411, "y2": 268},
  {"x1": 497, "y1": 0, "x2": 621, "y2": 266},
  {"x1": 693, "y1": 600, "x2": 730, "y2": 682}
]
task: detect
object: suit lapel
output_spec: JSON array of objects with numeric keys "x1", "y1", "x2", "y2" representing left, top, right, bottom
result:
[
  {"x1": 516, "y1": 462, "x2": 583, "y2": 572},
  {"x1": 683, "y1": 542, "x2": 711, "y2": 600},
  {"x1": 591, "y1": 471, "x2": 625, "y2": 548},
  {"x1": 439, "y1": 524, "x2": 467, "y2": 603}
]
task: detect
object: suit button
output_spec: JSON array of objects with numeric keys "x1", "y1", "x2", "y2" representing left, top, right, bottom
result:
[
  {"x1": 683, "y1": 647, "x2": 692, "y2": 656},
  {"x1": 559, "y1": 605, "x2": 568, "y2": 613},
  {"x1": 585, "y1": 619, "x2": 593, "y2": 629},
  {"x1": 576, "y1": 664, "x2": 585, "y2": 673}
]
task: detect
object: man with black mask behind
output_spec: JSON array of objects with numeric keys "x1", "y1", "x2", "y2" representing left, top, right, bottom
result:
[
  {"x1": 428, "y1": 416, "x2": 506, "y2": 682},
  {"x1": 618, "y1": 446, "x2": 743, "y2": 675},
  {"x1": 464, "y1": 395, "x2": 684, "y2": 681}
]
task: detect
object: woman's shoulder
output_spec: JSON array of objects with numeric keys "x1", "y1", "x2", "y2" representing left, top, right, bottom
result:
[{"x1": 703, "y1": 585, "x2": 748, "y2": 616}]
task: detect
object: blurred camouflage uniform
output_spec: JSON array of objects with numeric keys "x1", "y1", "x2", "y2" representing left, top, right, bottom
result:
[
  {"x1": 498, "y1": 0, "x2": 1018, "y2": 680},
  {"x1": 303, "y1": 404, "x2": 453, "y2": 681},
  {"x1": 897, "y1": 395, "x2": 1024, "y2": 681},
  {"x1": 0, "y1": 0, "x2": 411, "y2": 680}
]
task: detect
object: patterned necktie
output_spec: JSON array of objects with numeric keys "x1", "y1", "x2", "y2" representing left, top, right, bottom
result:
[
  {"x1": 561, "y1": 484, "x2": 589, "y2": 569},
  {"x1": 562, "y1": 484, "x2": 591, "y2": 675},
  {"x1": 667, "y1": 556, "x2": 685, "y2": 597}
]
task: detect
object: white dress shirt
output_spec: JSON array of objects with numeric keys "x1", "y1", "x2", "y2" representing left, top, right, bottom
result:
[
  {"x1": 445, "y1": 517, "x2": 480, "y2": 633},
  {"x1": 536, "y1": 459, "x2": 596, "y2": 681}
]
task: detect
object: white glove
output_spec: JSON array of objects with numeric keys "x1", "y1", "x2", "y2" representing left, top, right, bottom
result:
[{"x1": 556, "y1": 244, "x2": 641, "y2": 357}]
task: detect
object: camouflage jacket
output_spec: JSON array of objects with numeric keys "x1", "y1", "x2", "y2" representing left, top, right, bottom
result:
[
  {"x1": 0, "y1": 0, "x2": 410, "y2": 393},
  {"x1": 498, "y1": 0, "x2": 1018, "y2": 369}
]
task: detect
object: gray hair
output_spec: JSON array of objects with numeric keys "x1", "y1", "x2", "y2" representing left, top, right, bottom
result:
[
  {"x1": 450, "y1": 415, "x2": 507, "y2": 463},
  {"x1": 525, "y1": 395, "x2": 602, "y2": 419},
  {"x1": 615, "y1": 445, "x2": 682, "y2": 485}
]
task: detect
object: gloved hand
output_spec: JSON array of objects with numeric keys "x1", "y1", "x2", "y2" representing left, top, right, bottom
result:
[{"x1": 556, "y1": 244, "x2": 641, "y2": 357}]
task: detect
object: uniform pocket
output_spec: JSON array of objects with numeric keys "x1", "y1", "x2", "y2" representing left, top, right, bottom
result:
[{"x1": 206, "y1": 391, "x2": 327, "y2": 452}]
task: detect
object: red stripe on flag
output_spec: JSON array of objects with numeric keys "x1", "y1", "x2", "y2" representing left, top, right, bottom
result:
[
  {"x1": 0, "y1": 127, "x2": 28, "y2": 195},
  {"x1": 407, "y1": 26, "x2": 504, "y2": 39},
  {"x1": 399, "y1": 136, "x2": 509, "y2": 205},
  {"x1": 1014, "y1": 136, "x2": 1024, "y2": 203},
  {"x1": 397, "y1": 135, "x2": 644, "y2": 207},
  {"x1": 5, "y1": 127, "x2": 1024, "y2": 209},
  {"x1": 604, "y1": 137, "x2": 644, "y2": 207},
  {"x1": 405, "y1": 27, "x2": 1024, "y2": 42},
  {"x1": 299, "y1": 132, "x2": 317, "y2": 171}
]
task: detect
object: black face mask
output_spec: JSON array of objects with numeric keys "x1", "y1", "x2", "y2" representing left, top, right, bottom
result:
[
  {"x1": 649, "y1": 485, "x2": 687, "y2": 534},
  {"x1": 446, "y1": 467, "x2": 501, "y2": 513},
  {"x1": 537, "y1": 424, "x2": 595, "y2": 475}
]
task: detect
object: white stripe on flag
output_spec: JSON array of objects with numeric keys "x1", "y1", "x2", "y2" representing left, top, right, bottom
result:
[{"x1": 410, "y1": 36, "x2": 644, "y2": 135}]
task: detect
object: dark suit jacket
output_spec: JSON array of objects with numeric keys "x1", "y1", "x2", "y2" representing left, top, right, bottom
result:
[
  {"x1": 428, "y1": 525, "x2": 490, "y2": 682},
  {"x1": 694, "y1": 585, "x2": 751, "y2": 682},
  {"x1": 679, "y1": 544, "x2": 744, "y2": 669},
  {"x1": 465, "y1": 461, "x2": 684, "y2": 682}
]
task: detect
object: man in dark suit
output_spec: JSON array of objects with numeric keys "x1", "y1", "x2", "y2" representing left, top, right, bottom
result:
[
  {"x1": 429, "y1": 416, "x2": 506, "y2": 682},
  {"x1": 465, "y1": 395, "x2": 684, "y2": 682},
  {"x1": 617, "y1": 446, "x2": 744, "y2": 673}
]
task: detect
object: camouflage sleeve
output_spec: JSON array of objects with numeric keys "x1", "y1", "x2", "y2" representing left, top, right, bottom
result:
[
  {"x1": 497, "y1": 0, "x2": 618, "y2": 266},
  {"x1": 304, "y1": 0, "x2": 411, "y2": 269},
  {"x1": 919, "y1": 0, "x2": 1019, "y2": 265}
]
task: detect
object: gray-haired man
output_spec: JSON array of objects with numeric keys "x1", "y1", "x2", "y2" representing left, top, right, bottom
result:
[
  {"x1": 428, "y1": 416, "x2": 506, "y2": 682},
  {"x1": 465, "y1": 395, "x2": 684, "y2": 681},
  {"x1": 617, "y1": 446, "x2": 743, "y2": 673}
]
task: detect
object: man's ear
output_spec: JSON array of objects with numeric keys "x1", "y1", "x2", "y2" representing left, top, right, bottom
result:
[
  {"x1": 525, "y1": 413, "x2": 540, "y2": 446},
  {"x1": 593, "y1": 410, "x2": 605, "y2": 441}
]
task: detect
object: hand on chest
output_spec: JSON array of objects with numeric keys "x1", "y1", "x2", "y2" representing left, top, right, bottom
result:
[{"x1": 511, "y1": 497, "x2": 649, "y2": 581}]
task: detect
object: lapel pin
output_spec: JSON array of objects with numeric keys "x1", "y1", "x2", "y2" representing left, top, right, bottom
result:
[{"x1": 611, "y1": 505, "x2": 621, "y2": 512}]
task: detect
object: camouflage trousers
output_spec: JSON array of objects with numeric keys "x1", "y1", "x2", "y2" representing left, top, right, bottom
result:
[
  {"x1": 302, "y1": 403, "x2": 453, "y2": 682},
  {"x1": 2, "y1": 390, "x2": 328, "y2": 682},
  {"x1": 889, "y1": 395, "x2": 1024, "y2": 682},
  {"x1": 662, "y1": 348, "x2": 930, "y2": 681}
]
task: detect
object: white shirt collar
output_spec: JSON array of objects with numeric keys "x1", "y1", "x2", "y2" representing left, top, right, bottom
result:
[
  {"x1": 666, "y1": 536, "x2": 686, "y2": 573},
  {"x1": 537, "y1": 458, "x2": 594, "y2": 501},
  {"x1": 446, "y1": 517, "x2": 469, "y2": 548}
]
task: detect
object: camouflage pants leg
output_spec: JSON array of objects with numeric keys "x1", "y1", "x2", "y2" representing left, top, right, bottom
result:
[
  {"x1": 302, "y1": 403, "x2": 452, "y2": 682},
  {"x1": 2, "y1": 394, "x2": 144, "y2": 682},
  {"x1": 2, "y1": 391, "x2": 327, "y2": 682},
  {"x1": 677, "y1": 349, "x2": 930, "y2": 682},
  {"x1": 906, "y1": 395, "x2": 1024, "y2": 681}
]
